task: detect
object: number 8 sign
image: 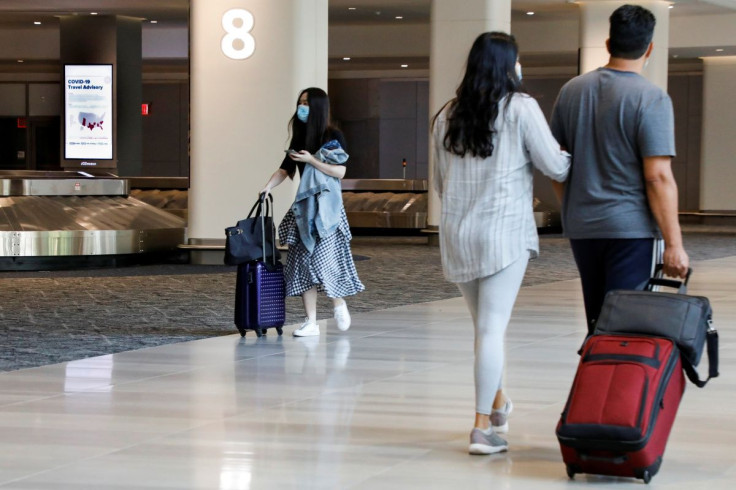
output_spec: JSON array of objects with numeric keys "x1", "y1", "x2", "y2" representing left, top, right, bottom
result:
[{"x1": 221, "y1": 9, "x2": 255, "y2": 60}]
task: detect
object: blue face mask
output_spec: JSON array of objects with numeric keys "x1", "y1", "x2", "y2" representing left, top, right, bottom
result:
[{"x1": 297, "y1": 105, "x2": 309, "y2": 123}]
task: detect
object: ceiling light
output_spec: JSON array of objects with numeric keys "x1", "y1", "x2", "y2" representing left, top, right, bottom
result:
[
  {"x1": 401, "y1": 64, "x2": 409, "y2": 68},
  {"x1": 17, "y1": 59, "x2": 24, "y2": 63},
  {"x1": 716, "y1": 48, "x2": 724, "y2": 52},
  {"x1": 673, "y1": 54, "x2": 679, "y2": 58},
  {"x1": 150, "y1": 20, "x2": 158, "y2": 24},
  {"x1": 33, "y1": 21, "x2": 42, "y2": 25},
  {"x1": 526, "y1": 11, "x2": 535, "y2": 16},
  {"x1": 348, "y1": 7, "x2": 356, "y2": 10},
  {"x1": 668, "y1": 5, "x2": 673, "y2": 8},
  {"x1": 396, "y1": 16, "x2": 403, "y2": 19},
  {"x1": 90, "y1": 12, "x2": 98, "y2": 15},
  {"x1": 343, "y1": 57, "x2": 351, "y2": 61}
]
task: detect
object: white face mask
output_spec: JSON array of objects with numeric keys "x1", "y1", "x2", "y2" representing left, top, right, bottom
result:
[{"x1": 515, "y1": 62, "x2": 523, "y2": 81}]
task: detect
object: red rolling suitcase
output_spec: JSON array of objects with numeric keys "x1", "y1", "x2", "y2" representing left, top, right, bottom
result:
[{"x1": 556, "y1": 334, "x2": 685, "y2": 483}]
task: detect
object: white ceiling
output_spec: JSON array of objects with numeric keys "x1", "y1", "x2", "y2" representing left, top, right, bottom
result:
[
  {"x1": 0, "y1": 0, "x2": 734, "y2": 63},
  {"x1": 1, "y1": 0, "x2": 734, "y2": 26},
  {"x1": 0, "y1": 0, "x2": 188, "y2": 22}
]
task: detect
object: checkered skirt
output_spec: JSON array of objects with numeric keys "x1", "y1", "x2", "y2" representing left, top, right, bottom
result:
[{"x1": 278, "y1": 208, "x2": 365, "y2": 298}]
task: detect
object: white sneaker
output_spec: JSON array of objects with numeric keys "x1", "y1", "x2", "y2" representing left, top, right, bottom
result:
[
  {"x1": 334, "y1": 302, "x2": 351, "y2": 331},
  {"x1": 293, "y1": 318, "x2": 319, "y2": 337}
]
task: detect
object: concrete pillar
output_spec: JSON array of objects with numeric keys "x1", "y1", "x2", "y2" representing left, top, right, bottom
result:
[
  {"x1": 700, "y1": 56, "x2": 736, "y2": 212},
  {"x1": 427, "y1": 0, "x2": 511, "y2": 238},
  {"x1": 59, "y1": 15, "x2": 142, "y2": 174},
  {"x1": 189, "y1": 0, "x2": 328, "y2": 260},
  {"x1": 578, "y1": 0, "x2": 670, "y2": 91}
]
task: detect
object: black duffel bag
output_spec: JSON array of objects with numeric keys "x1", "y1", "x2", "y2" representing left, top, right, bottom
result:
[{"x1": 593, "y1": 266, "x2": 718, "y2": 387}]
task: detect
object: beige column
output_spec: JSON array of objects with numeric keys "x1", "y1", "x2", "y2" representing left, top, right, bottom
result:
[
  {"x1": 700, "y1": 56, "x2": 736, "y2": 212},
  {"x1": 578, "y1": 0, "x2": 670, "y2": 90},
  {"x1": 189, "y1": 0, "x2": 327, "y2": 262},
  {"x1": 427, "y1": 0, "x2": 511, "y2": 236}
]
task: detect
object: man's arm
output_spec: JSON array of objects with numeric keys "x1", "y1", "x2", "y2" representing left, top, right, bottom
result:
[{"x1": 643, "y1": 156, "x2": 689, "y2": 278}]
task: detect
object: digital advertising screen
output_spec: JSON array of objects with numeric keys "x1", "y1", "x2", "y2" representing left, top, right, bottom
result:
[{"x1": 64, "y1": 64, "x2": 113, "y2": 160}]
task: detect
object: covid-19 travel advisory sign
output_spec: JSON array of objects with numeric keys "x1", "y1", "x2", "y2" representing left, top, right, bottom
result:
[{"x1": 64, "y1": 65, "x2": 113, "y2": 160}]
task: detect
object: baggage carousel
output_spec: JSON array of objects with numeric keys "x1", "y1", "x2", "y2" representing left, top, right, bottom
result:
[
  {"x1": 342, "y1": 179, "x2": 428, "y2": 229},
  {"x1": 341, "y1": 179, "x2": 560, "y2": 231},
  {"x1": 0, "y1": 171, "x2": 186, "y2": 270}
]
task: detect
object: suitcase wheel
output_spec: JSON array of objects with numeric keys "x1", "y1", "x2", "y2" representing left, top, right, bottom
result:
[
  {"x1": 276, "y1": 327, "x2": 283, "y2": 336},
  {"x1": 255, "y1": 329, "x2": 263, "y2": 338},
  {"x1": 642, "y1": 470, "x2": 651, "y2": 484},
  {"x1": 238, "y1": 328, "x2": 246, "y2": 338},
  {"x1": 262, "y1": 329, "x2": 268, "y2": 335},
  {"x1": 566, "y1": 465, "x2": 576, "y2": 480}
]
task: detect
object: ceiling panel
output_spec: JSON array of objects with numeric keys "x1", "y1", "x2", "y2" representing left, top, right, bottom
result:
[{"x1": 0, "y1": 0, "x2": 734, "y2": 67}]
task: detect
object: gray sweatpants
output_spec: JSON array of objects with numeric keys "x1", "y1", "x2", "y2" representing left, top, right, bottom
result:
[{"x1": 457, "y1": 254, "x2": 529, "y2": 415}]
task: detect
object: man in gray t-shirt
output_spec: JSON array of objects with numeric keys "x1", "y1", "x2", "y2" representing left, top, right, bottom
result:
[{"x1": 550, "y1": 4, "x2": 689, "y2": 337}]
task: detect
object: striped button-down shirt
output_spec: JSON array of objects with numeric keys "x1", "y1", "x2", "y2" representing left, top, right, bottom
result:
[{"x1": 433, "y1": 94, "x2": 570, "y2": 283}]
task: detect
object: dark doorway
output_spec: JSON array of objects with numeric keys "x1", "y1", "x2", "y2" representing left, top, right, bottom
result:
[
  {"x1": 0, "y1": 116, "x2": 61, "y2": 171},
  {"x1": 0, "y1": 117, "x2": 27, "y2": 170},
  {"x1": 29, "y1": 117, "x2": 61, "y2": 171}
]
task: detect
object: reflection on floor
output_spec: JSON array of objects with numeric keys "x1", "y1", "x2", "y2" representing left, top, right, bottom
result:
[{"x1": 0, "y1": 257, "x2": 733, "y2": 489}]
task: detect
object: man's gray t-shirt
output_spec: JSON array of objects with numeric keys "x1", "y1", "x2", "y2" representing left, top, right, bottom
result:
[{"x1": 550, "y1": 67, "x2": 676, "y2": 239}]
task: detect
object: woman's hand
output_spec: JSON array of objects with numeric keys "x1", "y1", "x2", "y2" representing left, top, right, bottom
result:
[
  {"x1": 289, "y1": 150, "x2": 317, "y2": 166},
  {"x1": 290, "y1": 151, "x2": 346, "y2": 179},
  {"x1": 259, "y1": 187, "x2": 271, "y2": 198}
]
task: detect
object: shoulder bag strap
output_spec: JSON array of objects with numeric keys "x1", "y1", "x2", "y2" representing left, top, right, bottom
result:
[
  {"x1": 683, "y1": 320, "x2": 719, "y2": 388},
  {"x1": 247, "y1": 196, "x2": 263, "y2": 219}
]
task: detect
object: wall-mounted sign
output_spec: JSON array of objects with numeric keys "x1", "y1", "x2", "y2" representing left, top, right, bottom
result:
[
  {"x1": 64, "y1": 64, "x2": 113, "y2": 160},
  {"x1": 221, "y1": 9, "x2": 255, "y2": 60}
]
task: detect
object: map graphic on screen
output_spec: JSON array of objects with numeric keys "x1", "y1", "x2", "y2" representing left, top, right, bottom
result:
[{"x1": 78, "y1": 112, "x2": 106, "y2": 131}]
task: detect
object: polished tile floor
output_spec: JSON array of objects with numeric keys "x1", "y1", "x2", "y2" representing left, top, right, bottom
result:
[{"x1": 0, "y1": 257, "x2": 733, "y2": 489}]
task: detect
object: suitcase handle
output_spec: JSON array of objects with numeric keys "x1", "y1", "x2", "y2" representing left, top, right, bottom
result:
[
  {"x1": 641, "y1": 265, "x2": 692, "y2": 294},
  {"x1": 256, "y1": 193, "x2": 278, "y2": 270},
  {"x1": 247, "y1": 192, "x2": 270, "y2": 220}
]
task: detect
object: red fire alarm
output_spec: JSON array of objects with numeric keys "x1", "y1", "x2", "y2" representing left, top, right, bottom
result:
[
  {"x1": 141, "y1": 103, "x2": 150, "y2": 116},
  {"x1": 17, "y1": 117, "x2": 27, "y2": 128}
]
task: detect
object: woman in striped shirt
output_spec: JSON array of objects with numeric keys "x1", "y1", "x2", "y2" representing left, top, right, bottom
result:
[{"x1": 432, "y1": 32, "x2": 570, "y2": 455}]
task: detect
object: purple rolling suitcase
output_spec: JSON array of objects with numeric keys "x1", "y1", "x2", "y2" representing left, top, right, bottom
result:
[
  {"x1": 234, "y1": 196, "x2": 286, "y2": 338},
  {"x1": 234, "y1": 261, "x2": 285, "y2": 337}
]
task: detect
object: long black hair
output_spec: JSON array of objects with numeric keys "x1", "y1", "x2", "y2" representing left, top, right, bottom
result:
[
  {"x1": 288, "y1": 87, "x2": 333, "y2": 149},
  {"x1": 436, "y1": 32, "x2": 523, "y2": 159}
]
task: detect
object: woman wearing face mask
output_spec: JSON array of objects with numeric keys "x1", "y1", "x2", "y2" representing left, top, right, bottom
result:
[
  {"x1": 260, "y1": 87, "x2": 364, "y2": 337},
  {"x1": 432, "y1": 32, "x2": 569, "y2": 454}
]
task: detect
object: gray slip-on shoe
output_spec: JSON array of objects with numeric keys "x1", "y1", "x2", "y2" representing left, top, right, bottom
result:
[
  {"x1": 469, "y1": 428, "x2": 508, "y2": 455},
  {"x1": 491, "y1": 399, "x2": 513, "y2": 434}
]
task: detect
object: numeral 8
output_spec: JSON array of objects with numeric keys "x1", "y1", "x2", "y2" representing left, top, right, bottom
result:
[{"x1": 221, "y1": 9, "x2": 255, "y2": 60}]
